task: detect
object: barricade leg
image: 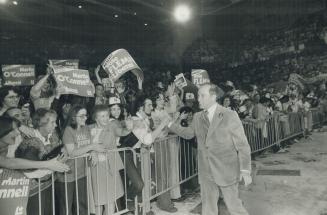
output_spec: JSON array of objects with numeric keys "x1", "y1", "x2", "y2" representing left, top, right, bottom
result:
[{"x1": 141, "y1": 148, "x2": 152, "y2": 215}]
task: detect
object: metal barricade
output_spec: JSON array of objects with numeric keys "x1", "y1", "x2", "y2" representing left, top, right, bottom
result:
[
  {"x1": 242, "y1": 115, "x2": 279, "y2": 153},
  {"x1": 24, "y1": 148, "x2": 137, "y2": 215},
  {"x1": 20, "y1": 108, "x2": 327, "y2": 215},
  {"x1": 311, "y1": 108, "x2": 324, "y2": 128},
  {"x1": 140, "y1": 135, "x2": 198, "y2": 215}
]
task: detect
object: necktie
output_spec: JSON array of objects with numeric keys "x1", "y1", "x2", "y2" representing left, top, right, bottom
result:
[
  {"x1": 203, "y1": 110, "x2": 210, "y2": 128},
  {"x1": 146, "y1": 114, "x2": 154, "y2": 131}
]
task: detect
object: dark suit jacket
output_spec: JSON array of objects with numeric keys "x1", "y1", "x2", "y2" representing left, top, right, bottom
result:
[{"x1": 170, "y1": 104, "x2": 251, "y2": 186}]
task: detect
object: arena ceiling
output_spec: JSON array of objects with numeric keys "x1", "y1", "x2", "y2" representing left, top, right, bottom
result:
[{"x1": 0, "y1": 0, "x2": 326, "y2": 42}]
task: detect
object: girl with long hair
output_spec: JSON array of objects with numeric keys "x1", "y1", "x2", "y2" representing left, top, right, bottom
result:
[{"x1": 56, "y1": 105, "x2": 106, "y2": 215}]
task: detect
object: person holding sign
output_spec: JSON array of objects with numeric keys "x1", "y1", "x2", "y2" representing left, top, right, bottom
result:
[{"x1": 30, "y1": 67, "x2": 63, "y2": 110}]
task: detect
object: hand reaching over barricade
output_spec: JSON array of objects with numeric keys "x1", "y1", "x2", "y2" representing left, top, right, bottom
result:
[
  {"x1": 90, "y1": 151, "x2": 99, "y2": 166},
  {"x1": 125, "y1": 116, "x2": 134, "y2": 131},
  {"x1": 45, "y1": 156, "x2": 70, "y2": 172},
  {"x1": 92, "y1": 143, "x2": 107, "y2": 153}
]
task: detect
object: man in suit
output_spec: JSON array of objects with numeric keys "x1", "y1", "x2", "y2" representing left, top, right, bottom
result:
[{"x1": 168, "y1": 83, "x2": 252, "y2": 215}]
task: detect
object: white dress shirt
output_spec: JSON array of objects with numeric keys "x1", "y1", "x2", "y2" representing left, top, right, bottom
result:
[
  {"x1": 132, "y1": 111, "x2": 154, "y2": 148},
  {"x1": 206, "y1": 103, "x2": 218, "y2": 123}
]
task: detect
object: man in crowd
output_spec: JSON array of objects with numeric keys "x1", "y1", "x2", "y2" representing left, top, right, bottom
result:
[
  {"x1": 132, "y1": 96, "x2": 178, "y2": 214},
  {"x1": 168, "y1": 83, "x2": 252, "y2": 215}
]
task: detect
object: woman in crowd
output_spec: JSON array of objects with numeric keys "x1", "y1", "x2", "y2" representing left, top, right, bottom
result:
[
  {"x1": 89, "y1": 105, "x2": 131, "y2": 215},
  {"x1": 0, "y1": 86, "x2": 20, "y2": 116},
  {"x1": 108, "y1": 96, "x2": 145, "y2": 213},
  {"x1": 19, "y1": 108, "x2": 64, "y2": 215},
  {"x1": 56, "y1": 105, "x2": 106, "y2": 215},
  {"x1": 222, "y1": 95, "x2": 235, "y2": 110},
  {"x1": 0, "y1": 116, "x2": 68, "y2": 171},
  {"x1": 3, "y1": 107, "x2": 35, "y2": 156},
  {"x1": 0, "y1": 116, "x2": 69, "y2": 215}
]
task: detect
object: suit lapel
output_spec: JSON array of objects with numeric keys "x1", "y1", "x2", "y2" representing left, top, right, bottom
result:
[{"x1": 207, "y1": 106, "x2": 224, "y2": 138}]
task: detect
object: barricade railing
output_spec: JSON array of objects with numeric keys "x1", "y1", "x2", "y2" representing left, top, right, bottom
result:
[
  {"x1": 13, "y1": 108, "x2": 327, "y2": 215},
  {"x1": 140, "y1": 108, "x2": 326, "y2": 214},
  {"x1": 140, "y1": 135, "x2": 198, "y2": 215},
  {"x1": 311, "y1": 108, "x2": 326, "y2": 127},
  {"x1": 24, "y1": 147, "x2": 138, "y2": 215},
  {"x1": 242, "y1": 108, "x2": 327, "y2": 154}
]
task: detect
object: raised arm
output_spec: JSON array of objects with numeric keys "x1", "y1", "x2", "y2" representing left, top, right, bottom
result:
[
  {"x1": 30, "y1": 73, "x2": 50, "y2": 99},
  {"x1": 110, "y1": 120, "x2": 132, "y2": 137},
  {"x1": 168, "y1": 112, "x2": 196, "y2": 140},
  {"x1": 132, "y1": 118, "x2": 169, "y2": 146}
]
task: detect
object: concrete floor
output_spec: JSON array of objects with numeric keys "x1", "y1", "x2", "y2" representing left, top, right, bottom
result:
[{"x1": 152, "y1": 130, "x2": 327, "y2": 215}]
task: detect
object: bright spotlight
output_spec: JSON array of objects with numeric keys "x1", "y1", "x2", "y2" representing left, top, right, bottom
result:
[
  {"x1": 0, "y1": 0, "x2": 7, "y2": 4},
  {"x1": 12, "y1": 0, "x2": 17, "y2": 5},
  {"x1": 174, "y1": 4, "x2": 191, "y2": 23},
  {"x1": 78, "y1": 5, "x2": 82, "y2": 9}
]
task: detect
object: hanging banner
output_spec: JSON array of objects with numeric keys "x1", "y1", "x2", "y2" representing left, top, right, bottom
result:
[
  {"x1": 0, "y1": 169, "x2": 30, "y2": 215},
  {"x1": 49, "y1": 59, "x2": 79, "y2": 69},
  {"x1": 101, "y1": 49, "x2": 144, "y2": 82},
  {"x1": 2, "y1": 65, "x2": 35, "y2": 86},
  {"x1": 53, "y1": 67, "x2": 95, "y2": 97},
  {"x1": 191, "y1": 69, "x2": 210, "y2": 87}
]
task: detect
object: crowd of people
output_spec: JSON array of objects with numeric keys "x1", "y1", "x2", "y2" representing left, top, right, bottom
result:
[
  {"x1": 1, "y1": 8, "x2": 327, "y2": 215},
  {"x1": 0, "y1": 65, "x2": 199, "y2": 215},
  {"x1": 0, "y1": 58, "x2": 326, "y2": 215}
]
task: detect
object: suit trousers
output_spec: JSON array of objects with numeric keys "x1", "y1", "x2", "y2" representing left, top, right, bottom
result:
[{"x1": 201, "y1": 178, "x2": 248, "y2": 215}]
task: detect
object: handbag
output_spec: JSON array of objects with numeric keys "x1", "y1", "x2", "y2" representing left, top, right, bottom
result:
[{"x1": 119, "y1": 132, "x2": 139, "y2": 148}]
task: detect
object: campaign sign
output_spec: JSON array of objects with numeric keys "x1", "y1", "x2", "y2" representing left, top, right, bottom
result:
[
  {"x1": 53, "y1": 68, "x2": 95, "y2": 97},
  {"x1": 101, "y1": 78, "x2": 113, "y2": 92},
  {"x1": 2, "y1": 65, "x2": 35, "y2": 86},
  {"x1": 174, "y1": 73, "x2": 188, "y2": 89},
  {"x1": 49, "y1": 59, "x2": 79, "y2": 69},
  {"x1": 191, "y1": 69, "x2": 210, "y2": 87},
  {"x1": 101, "y1": 49, "x2": 144, "y2": 82},
  {"x1": 0, "y1": 169, "x2": 30, "y2": 215}
]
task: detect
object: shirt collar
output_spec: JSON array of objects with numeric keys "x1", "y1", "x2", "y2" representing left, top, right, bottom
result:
[
  {"x1": 205, "y1": 103, "x2": 218, "y2": 123},
  {"x1": 34, "y1": 129, "x2": 52, "y2": 146},
  {"x1": 206, "y1": 103, "x2": 218, "y2": 115}
]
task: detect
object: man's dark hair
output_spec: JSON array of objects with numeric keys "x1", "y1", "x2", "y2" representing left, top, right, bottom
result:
[{"x1": 135, "y1": 95, "x2": 151, "y2": 113}]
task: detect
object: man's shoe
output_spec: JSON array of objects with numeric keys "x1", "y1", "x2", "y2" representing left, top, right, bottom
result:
[
  {"x1": 158, "y1": 205, "x2": 178, "y2": 213},
  {"x1": 172, "y1": 196, "x2": 187, "y2": 202}
]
